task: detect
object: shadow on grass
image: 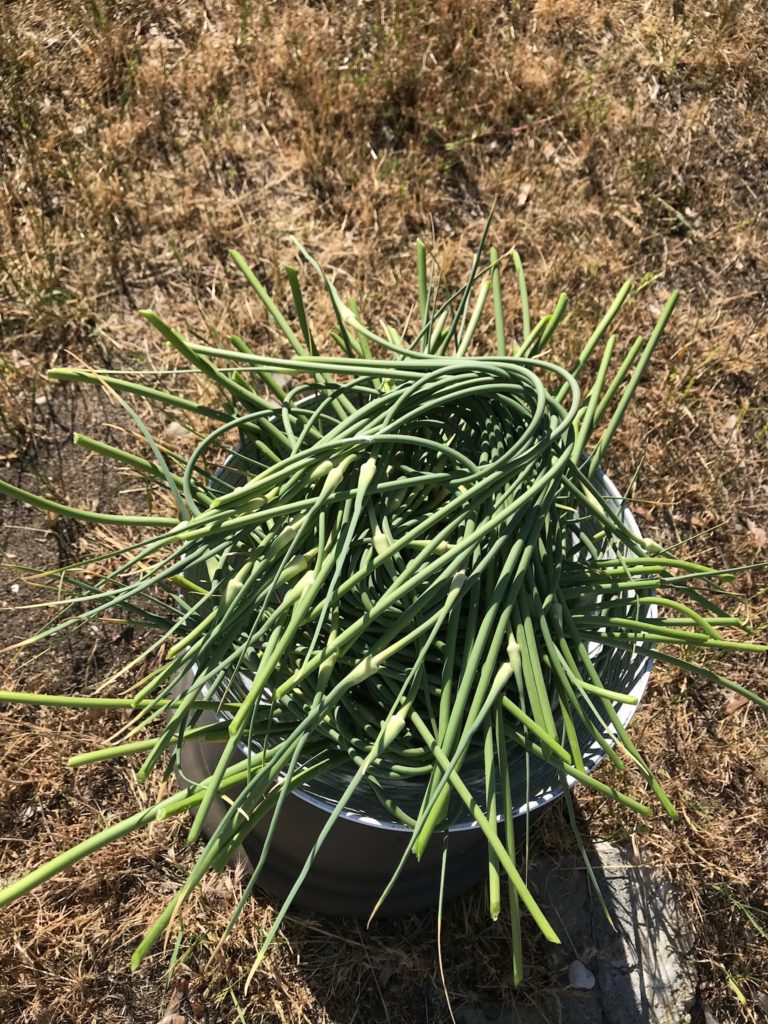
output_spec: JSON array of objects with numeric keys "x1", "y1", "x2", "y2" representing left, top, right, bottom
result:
[{"x1": 232, "y1": 803, "x2": 696, "y2": 1024}]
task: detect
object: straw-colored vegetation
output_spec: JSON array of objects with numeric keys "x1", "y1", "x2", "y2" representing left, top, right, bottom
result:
[{"x1": 1, "y1": 2, "x2": 766, "y2": 1023}]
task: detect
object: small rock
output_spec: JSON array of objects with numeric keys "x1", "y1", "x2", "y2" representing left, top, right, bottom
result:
[
  {"x1": 723, "y1": 691, "x2": 750, "y2": 716},
  {"x1": 516, "y1": 182, "x2": 532, "y2": 208},
  {"x1": 9, "y1": 349, "x2": 32, "y2": 369},
  {"x1": 164, "y1": 420, "x2": 191, "y2": 439},
  {"x1": 747, "y1": 518, "x2": 768, "y2": 550},
  {"x1": 568, "y1": 960, "x2": 596, "y2": 991},
  {"x1": 378, "y1": 959, "x2": 394, "y2": 988},
  {"x1": 701, "y1": 1005, "x2": 718, "y2": 1024}
]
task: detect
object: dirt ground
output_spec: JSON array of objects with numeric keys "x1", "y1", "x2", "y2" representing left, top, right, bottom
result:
[{"x1": 1, "y1": 1, "x2": 767, "y2": 1022}]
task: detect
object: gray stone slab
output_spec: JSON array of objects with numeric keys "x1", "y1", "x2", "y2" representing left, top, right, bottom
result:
[{"x1": 530, "y1": 842, "x2": 697, "y2": 1024}]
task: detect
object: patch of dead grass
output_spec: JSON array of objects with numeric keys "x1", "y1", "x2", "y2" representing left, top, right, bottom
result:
[{"x1": 1, "y1": 0, "x2": 767, "y2": 1021}]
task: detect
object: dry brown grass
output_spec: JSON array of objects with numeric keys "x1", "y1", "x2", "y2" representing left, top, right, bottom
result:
[{"x1": 1, "y1": 0, "x2": 767, "y2": 1021}]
